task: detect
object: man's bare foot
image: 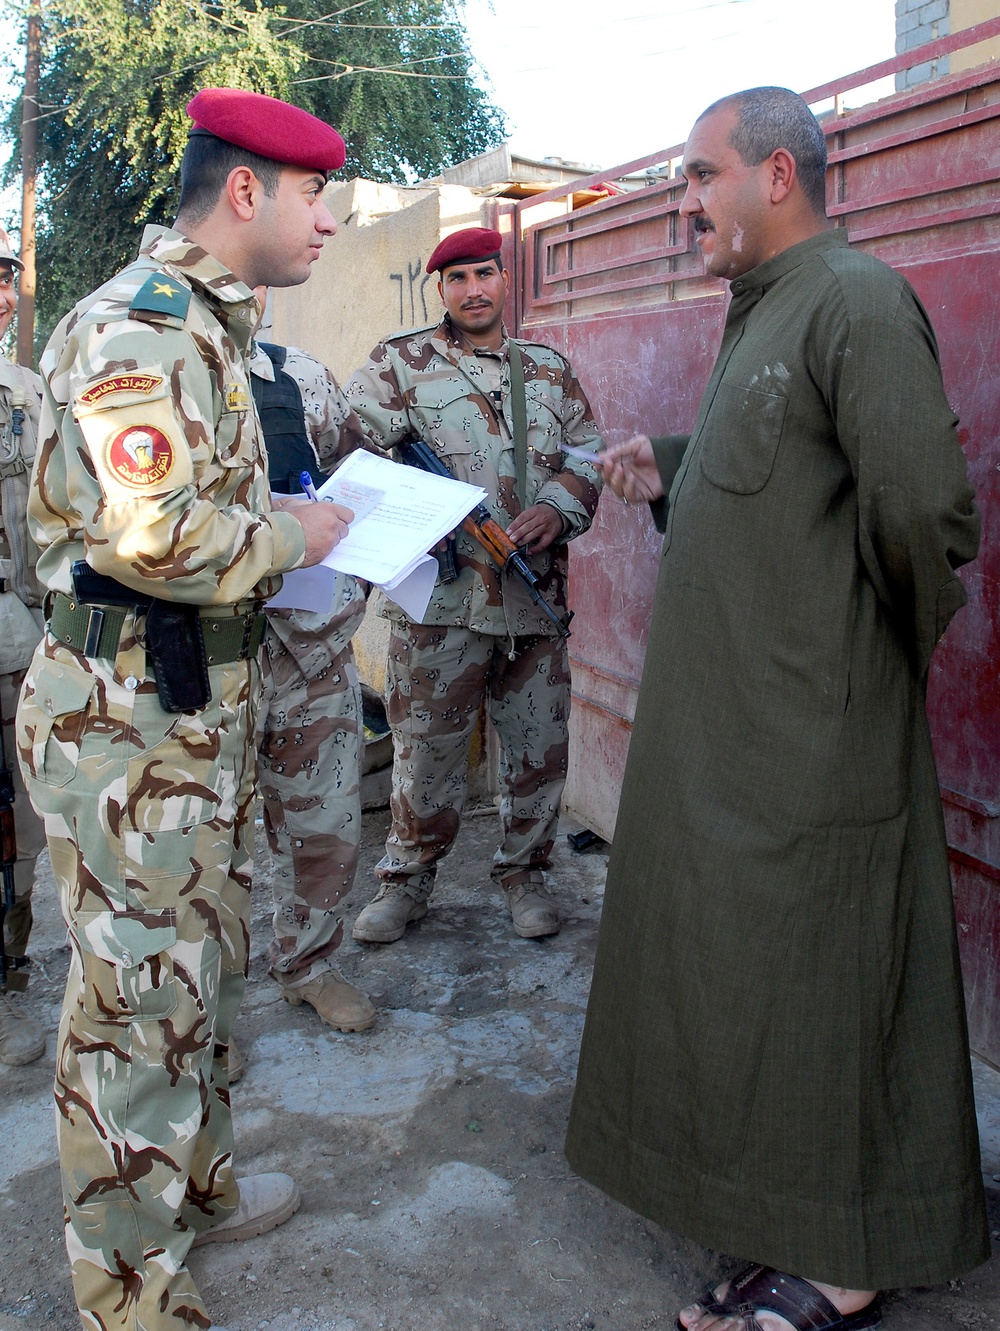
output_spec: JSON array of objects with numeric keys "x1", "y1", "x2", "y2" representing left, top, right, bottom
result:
[{"x1": 677, "y1": 1268, "x2": 878, "y2": 1330}]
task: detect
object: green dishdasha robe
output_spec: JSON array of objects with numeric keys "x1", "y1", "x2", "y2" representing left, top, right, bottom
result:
[{"x1": 565, "y1": 231, "x2": 988, "y2": 1290}]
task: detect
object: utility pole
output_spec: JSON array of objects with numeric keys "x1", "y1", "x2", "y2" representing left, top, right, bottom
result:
[{"x1": 17, "y1": 0, "x2": 41, "y2": 368}]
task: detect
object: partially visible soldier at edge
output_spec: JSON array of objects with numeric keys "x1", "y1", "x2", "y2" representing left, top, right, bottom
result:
[
  {"x1": 345, "y1": 227, "x2": 604, "y2": 946},
  {"x1": 0, "y1": 227, "x2": 47, "y2": 1066},
  {"x1": 15, "y1": 89, "x2": 352, "y2": 1331},
  {"x1": 250, "y1": 294, "x2": 376, "y2": 1035}
]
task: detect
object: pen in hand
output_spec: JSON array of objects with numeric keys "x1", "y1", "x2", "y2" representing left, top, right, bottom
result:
[
  {"x1": 558, "y1": 442, "x2": 606, "y2": 465},
  {"x1": 300, "y1": 471, "x2": 320, "y2": 502}
]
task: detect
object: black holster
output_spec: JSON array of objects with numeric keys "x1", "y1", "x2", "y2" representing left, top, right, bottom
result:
[{"x1": 71, "y1": 561, "x2": 211, "y2": 713}]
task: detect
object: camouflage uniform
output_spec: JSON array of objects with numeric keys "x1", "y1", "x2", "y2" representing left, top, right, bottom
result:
[
  {"x1": 16, "y1": 224, "x2": 306, "y2": 1331},
  {"x1": 345, "y1": 317, "x2": 603, "y2": 904},
  {"x1": 0, "y1": 352, "x2": 46, "y2": 992},
  {"x1": 251, "y1": 343, "x2": 368, "y2": 985}
]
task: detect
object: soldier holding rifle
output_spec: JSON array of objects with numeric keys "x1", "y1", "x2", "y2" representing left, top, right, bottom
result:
[{"x1": 345, "y1": 227, "x2": 604, "y2": 944}]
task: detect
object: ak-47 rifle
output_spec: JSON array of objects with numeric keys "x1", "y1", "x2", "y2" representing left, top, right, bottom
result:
[{"x1": 400, "y1": 436, "x2": 573, "y2": 638}]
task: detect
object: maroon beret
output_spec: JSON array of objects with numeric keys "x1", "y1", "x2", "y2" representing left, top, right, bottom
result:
[
  {"x1": 186, "y1": 88, "x2": 346, "y2": 175},
  {"x1": 427, "y1": 227, "x2": 504, "y2": 274}
]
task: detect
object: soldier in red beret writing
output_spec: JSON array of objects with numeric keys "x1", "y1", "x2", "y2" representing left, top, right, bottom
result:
[{"x1": 16, "y1": 88, "x2": 352, "y2": 1330}]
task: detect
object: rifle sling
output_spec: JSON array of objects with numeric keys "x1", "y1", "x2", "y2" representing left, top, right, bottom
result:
[{"x1": 507, "y1": 342, "x2": 528, "y2": 512}]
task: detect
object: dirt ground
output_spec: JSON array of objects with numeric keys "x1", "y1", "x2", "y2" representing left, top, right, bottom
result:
[{"x1": 3, "y1": 799, "x2": 1000, "y2": 1330}]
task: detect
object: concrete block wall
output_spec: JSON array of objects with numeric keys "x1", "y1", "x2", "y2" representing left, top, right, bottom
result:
[{"x1": 896, "y1": 0, "x2": 951, "y2": 88}]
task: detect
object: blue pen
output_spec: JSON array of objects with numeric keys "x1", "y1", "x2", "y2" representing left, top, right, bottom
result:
[{"x1": 299, "y1": 471, "x2": 320, "y2": 502}]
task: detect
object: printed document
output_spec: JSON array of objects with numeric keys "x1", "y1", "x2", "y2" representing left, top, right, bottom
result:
[{"x1": 268, "y1": 450, "x2": 487, "y2": 621}]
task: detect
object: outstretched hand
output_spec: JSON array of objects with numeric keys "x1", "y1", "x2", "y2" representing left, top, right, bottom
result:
[{"x1": 603, "y1": 435, "x2": 664, "y2": 504}]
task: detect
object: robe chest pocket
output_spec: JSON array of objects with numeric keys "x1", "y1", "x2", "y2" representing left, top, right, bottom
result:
[
  {"x1": 17, "y1": 660, "x2": 97, "y2": 788},
  {"x1": 699, "y1": 384, "x2": 787, "y2": 495},
  {"x1": 76, "y1": 908, "x2": 178, "y2": 1023}
]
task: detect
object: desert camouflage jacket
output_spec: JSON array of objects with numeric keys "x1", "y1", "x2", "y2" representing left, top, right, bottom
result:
[
  {"x1": 250, "y1": 341, "x2": 368, "y2": 667},
  {"x1": 345, "y1": 317, "x2": 604, "y2": 636},
  {"x1": 0, "y1": 355, "x2": 45, "y2": 672},
  {"x1": 30, "y1": 225, "x2": 306, "y2": 607}
]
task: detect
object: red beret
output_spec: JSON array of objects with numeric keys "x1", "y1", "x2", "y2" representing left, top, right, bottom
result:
[
  {"x1": 186, "y1": 88, "x2": 346, "y2": 175},
  {"x1": 427, "y1": 227, "x2": 504, "y2": 275}
]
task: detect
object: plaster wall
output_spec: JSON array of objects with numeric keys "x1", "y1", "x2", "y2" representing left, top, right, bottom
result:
[
  {"x1": 951, "y1": 0, "x2": 1000, "y2": 70},
  {"x1": 269, "y1": 178, "x2": 486, "y2": 382}
]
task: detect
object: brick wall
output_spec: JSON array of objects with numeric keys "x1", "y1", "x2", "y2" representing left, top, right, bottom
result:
[{"x1": 896, "y1": 0, "x2": 951, "y2": 88}]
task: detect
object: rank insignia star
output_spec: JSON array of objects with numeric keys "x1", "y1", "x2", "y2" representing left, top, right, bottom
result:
[{"x1": 130, "y1": 272, "x2": 192, "y2": 319}]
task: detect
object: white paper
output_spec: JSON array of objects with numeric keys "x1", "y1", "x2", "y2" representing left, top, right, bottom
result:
[
  {"x1": 380, "y1": 554, "x2": 440, "y2": 620},
  {"x1": 317, "y1": 452, "x2": 485, "y2": 585},
  {"x1": 267, "y1": 564, "x2": 339, "y2": 613},
  {"x1": 268, "y1": 450, "x2": 486, "y2": 620},
  {"x1": 322, "y1": 477, "x2": 385, "y2": 523}
]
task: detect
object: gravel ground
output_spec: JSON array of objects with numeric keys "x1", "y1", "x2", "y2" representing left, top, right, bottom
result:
[{"x1": 2, "y1": 800, "x2": 1000, "y2": 1330}]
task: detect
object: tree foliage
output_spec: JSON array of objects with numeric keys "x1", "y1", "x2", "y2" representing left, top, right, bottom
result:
[{"x1": 2, "y1": 0, "x2": 506, "y2": 352}]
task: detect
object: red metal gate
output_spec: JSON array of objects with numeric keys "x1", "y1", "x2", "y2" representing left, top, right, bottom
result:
[{"x1": 507, "y1": 20, "x2": 1000, "y2": 1062}]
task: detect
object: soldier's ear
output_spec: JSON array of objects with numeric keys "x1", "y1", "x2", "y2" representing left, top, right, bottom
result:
[{"x1": 225, "y1": 166, "x2": 260, "y2": 222}]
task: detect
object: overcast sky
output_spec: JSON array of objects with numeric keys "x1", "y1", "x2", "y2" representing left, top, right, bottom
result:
[{"x1": 461, "y1": 0, "x2": 898, "y2": 171}]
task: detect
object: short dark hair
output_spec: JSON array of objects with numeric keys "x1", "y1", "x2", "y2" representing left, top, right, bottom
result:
[
  {"x1": 176, "y1": 132, "x2": 284, "y2": 227},
  {"x1": 702, "y1": 86, "x2": 828, "y2": 216}
]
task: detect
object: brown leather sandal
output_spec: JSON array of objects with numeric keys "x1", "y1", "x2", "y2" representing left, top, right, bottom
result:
[{"x1": 676, "y1": 1265, "x2": 882, "y2": 1330}]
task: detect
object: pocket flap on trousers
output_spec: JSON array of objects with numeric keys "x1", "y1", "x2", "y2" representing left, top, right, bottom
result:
[
  {"x1": 76, "y1": 908, "x2": 177, "y2": 968},
  {"x1": 31, "y1": 658, "x2": 98, "y2": 720}
]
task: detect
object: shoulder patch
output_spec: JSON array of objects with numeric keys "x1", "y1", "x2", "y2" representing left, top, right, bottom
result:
[{"x1": 130, "y1": 273, "x2": 192, "y2": 320}]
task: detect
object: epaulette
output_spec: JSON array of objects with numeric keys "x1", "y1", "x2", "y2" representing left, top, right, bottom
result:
[
  {"x1": 386, "y1": 321, "x2": 437, "y2": 345},
  {"x1": 129, "y1": 273, "x2": 192, "y2": 324},
  {"x1": 511, "y1": 335, "x2": 566, "y2": 363}
]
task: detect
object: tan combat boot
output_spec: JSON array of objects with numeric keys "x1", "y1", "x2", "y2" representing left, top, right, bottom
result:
[
  {"x1": 0, "y1": 991, "x2": 46, "y2": 1065},
  {"x1": 503, "y1": 881, "x2": 560, "y2": 939},
  {"x1": 226, "y1": 1037, "x2": 245, "y2": 1084},
  {"x1": 192, "y1": 1173, "x2": 301, "y2": 1247},
  {"x1": 352, "y1": 884, "x2": 428, "y2": 944},
  {"x1": 281, "y1": 970, "x2": 376, "y2": 1032}
]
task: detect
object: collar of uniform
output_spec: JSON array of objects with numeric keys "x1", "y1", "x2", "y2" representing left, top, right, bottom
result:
[
  {"x1": 727, "y1": 229, "x2": 849, "y2": 299},
  {"x1": 248, "y1": 340, "x2": 277, "y2": 382},
  {"x1": 138, "y1": 224, "x2": 259, "y2": 346},
  {"x1": 433, "y1": 316, "x2": 510, "y2": 366}
]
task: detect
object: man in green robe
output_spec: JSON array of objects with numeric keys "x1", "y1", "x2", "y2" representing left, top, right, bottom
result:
[{"x1": 565, "y1": 86, "x2": 987, "y2": 1331}]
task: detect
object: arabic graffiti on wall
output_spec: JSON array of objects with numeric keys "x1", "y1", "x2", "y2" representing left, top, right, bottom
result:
[{"x1": 390, "y1": 258, "x2": 434, "y2": 327}]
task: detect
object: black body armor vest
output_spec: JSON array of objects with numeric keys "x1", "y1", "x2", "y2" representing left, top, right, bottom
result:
[{"x1": 251, "y1": 342, "x2": 324, "y2": 494}]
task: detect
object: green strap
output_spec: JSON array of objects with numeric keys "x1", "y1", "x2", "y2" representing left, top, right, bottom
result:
[{"x1": 507, "y1": 343, "x2": 528, "y2": 512}]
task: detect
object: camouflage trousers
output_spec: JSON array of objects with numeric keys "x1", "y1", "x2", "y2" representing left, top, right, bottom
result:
[
  {"x1": 258, "y1": 611, "x2": 363, "y2": 988},
  {"x1": 17, "y1": 624, "x2": 258, "y2": 1330},
  {"x1": 378, "y1": 623, "x2": 570, "y2": 898},
  {"x1": 1, "y1": 667, "x2": 46, "y2": 992}
]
